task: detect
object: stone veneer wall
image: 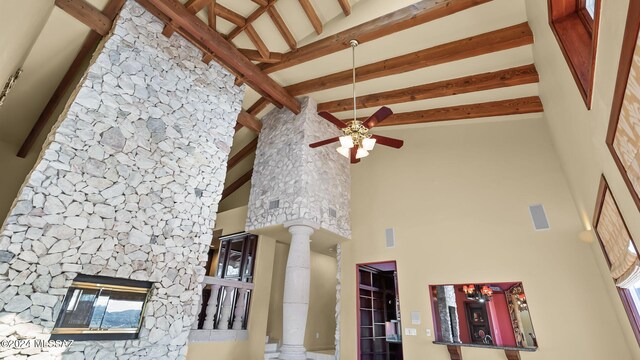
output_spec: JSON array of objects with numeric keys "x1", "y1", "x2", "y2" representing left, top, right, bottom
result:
[
  {"x1": 246, "y1": 97, "x2": 351, "y2": 239},
  {"x1": 436, "y1": 285, "x2": 460, "y2": 343},
  {"x1": 0, "y1": 1, "x2": 244, "y2": 358}
]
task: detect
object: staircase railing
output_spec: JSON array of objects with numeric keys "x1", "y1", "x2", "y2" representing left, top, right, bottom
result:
[{"x1": 192, "y1": 276, "x2": 254, "y2": 331}]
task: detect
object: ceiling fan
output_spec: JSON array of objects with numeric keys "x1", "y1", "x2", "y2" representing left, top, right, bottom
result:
[{"x1": 309, "y1": 40, "x2": 404, "y2": 164}]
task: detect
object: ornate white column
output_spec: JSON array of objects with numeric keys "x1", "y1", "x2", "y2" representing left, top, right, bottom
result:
[{"x1": 279, "y1": 220, "x2": 318, "y2": 360}]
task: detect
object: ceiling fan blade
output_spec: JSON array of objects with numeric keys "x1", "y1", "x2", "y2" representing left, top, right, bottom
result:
[
  {"x1": 318, "y1": 111, "x2": 348, "y2": 129},
  {"x1": 363, "y1": 106, "x2": 393, "y2": 129},
  {"x1": 309, "y1": 137, "x2": 340, "y2": 148},
  {"x1": 371, "y1": 134, "x2": 404, "y2": 149},
  {"x1": 350, "y1": 146, "x2": 360, "y2": 164}
]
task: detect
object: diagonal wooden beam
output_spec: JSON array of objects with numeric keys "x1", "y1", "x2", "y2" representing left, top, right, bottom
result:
[
  {"x1": 221, "y1": 168, "x2": 253, "y2": 201},
  {"x1": 238, "y1": 49, "x2": 283, "y2": 63},
  {"x1": 228, "y1": 0, "x2": 279, "y2": 40},
  {"x1": 55, "y1": 0, "x2": 113, "y2": 36},
  {"x1": 337, "y1": 0, "x2": 351, "y2": 16},
  {"x1": 261, "y1": 0, "x2": 492, "y2": 74},
  {"x1": 318, "y1": 64, "x2": 539, "y2": 113},
  {"x1": 215, "y1": 4, "x2": 246, "y2": 26},
  {"x1": 227, "y1": 137, "x2": 258, "y2": 170},
  {"x1": 247, "y1": 98, "x2": 270, "y2": 116},
  {"x1": 347, "y1": 96, "x2": 543, "y2": 126},
  {"x1": 267, "y1": 7, "x2": 297, "y2": 50},
  {"x1": 251, "y1": 0, "x2": 268, "y2": 5},
  {"x1": 245, "y1": 24, "x2": 271, "y2": 59},
  {"x1": 237, "y1": 110, "x2": 263, "y2": 133},
  {"x1": 18, "y1": 0, "x2": 125, "y2": 158},
  {"x1": 144, "y1": 0, "x2": 300, "y2": 113},
  {"x1": 298, "y1": 0, "x2": 323, "y2": 35},
  {"x1": 286, "y1": 22, "x2": 533, "y2": 96}
]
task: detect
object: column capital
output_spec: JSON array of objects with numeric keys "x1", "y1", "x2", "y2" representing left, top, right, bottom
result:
[{"x1": 284, "y1": 219, "x2": 320, "y2": 231}]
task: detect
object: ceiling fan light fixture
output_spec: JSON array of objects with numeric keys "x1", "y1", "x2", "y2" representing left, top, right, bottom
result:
[
  {"x1": 355, "y1": 148, "x2": 369, "y2": 159},
  {"x1": 362, "y1": 137, "x2": 376, "y2": 151},
  {"x1": 337, "y1": 146, "x2": 351, "y2": 158},
  {"x1": 339, "y1": 135, "x2": 354, "y2": 149}
]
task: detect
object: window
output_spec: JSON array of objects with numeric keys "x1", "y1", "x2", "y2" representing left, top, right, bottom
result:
[
  {"x1": 51, "y1": 275, "x2": 152, "y2": 341},
  {"x1": 548, "y1": 0, "x2": 601, "y2": 108},
  {"x1": 214, "y1": 233, "x2": 258, "y2": 282},
  {"x1": 593, "y1": 176, "x2": 640, "y2": 344}
]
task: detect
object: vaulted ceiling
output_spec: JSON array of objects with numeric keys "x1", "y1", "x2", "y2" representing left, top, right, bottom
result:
[{"x1": 0, "y1": 0, "x2": 541, "y2": 211}]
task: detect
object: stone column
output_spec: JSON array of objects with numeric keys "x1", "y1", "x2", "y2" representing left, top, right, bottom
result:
[{"x1": 279, "y1": 220, "x2": 318, "y2": 360}]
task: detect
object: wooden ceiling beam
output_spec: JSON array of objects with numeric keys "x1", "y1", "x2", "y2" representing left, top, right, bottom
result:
[
  {"x1": 221, "y1": 168, "x2": 253, "y2": 201},
  {"x1": 251, "y1": 0, "x2": 269, "y2": 5},
  {"x1": 247, "y1": 98, "x2": 270, "y2": 116},
  {"x1": 245, "y1": 24, "x2": 271, "y2": 59},
  {"x1": 55, "y1": 0, "x2": 113, "y2": 36},
  {"x1": 144, "y1": 0, "x2": 300, "y2": 113},
  {"x1": 239, "y1": 49, "x2": 283, "y2": 63},
  {"x1": 318, "y1": 64, "x2": 539, "y2": 113},
  {"x1": 19, "y1": 0, "x2": 126, "y2": 158},
  {"x1": 227, "y1": 137, "x2": 259, "y2": 170},
  {"x1": 337, "y1": 0, "x2": 351, "y2": 16},
  {"x1": 286, "y1": 22, "x2": 534, "y2": 96},
  {"x1": 237, "y1": 110, "x2": 263, "y2": 133},
  {"x1": 298, "y1": 0, "x2": 323, "y2": 35},
  {"x1": 348, "y1": 96, "x2": 544, "y2": 126},
  {"x1": 261, "y1": 0, "x2": 492, "y2": 74},
  {"x1": 228, "y1": 0, "x2": 279, "y2": 40},
  {"x1": 215, "y1": 4, "x2": 246, "y2": 27},
  {"x1": 267, "y1": 7, "x2": 297, "y2": 50},
  {"x1": 207, "y1": 0, "x2": 216, "y2": 30}
]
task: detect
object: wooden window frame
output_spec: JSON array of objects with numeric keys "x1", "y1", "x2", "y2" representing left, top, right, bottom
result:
[
  {"x1": 592, "y1": 175, "x2": 640, "y2": 345},
  {"x1": 547, "y1": 0, "x2": 601, "y2": 109},
  {"x1": 606, "y1": 0, "x2": 640, "y2": 213}
]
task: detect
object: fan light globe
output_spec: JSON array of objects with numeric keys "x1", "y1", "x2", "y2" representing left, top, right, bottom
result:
[
  {"x1": 339, "y1": 135, "x2": 354, "y2": 149},
  {"x1": 362, "y1": 137, "x2": 376, "y2": 151},
  {"x1": 336, "y1": 147, "x2": 350, "y2": 158},
  {"x1": 355, "y1": 148, "x2": 369, "y2": 159}
]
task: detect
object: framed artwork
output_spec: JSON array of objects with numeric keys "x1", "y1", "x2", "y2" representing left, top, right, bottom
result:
[{"x1": 606, "y1": 1, "x2": 640, "y2": 212}]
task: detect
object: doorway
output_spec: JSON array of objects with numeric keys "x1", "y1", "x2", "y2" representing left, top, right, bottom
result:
[{"x1": 357, "y1": 261, "x2": 403, "y2": 360}]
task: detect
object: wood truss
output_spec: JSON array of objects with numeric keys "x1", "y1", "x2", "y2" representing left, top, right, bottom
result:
[{"x1": 42, "y1": 0, "x2": 544, "y2": 202}]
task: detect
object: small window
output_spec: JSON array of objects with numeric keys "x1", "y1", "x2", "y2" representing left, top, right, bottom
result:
[
  {"x1": 51, "y1": 275, "x2": 152, "y2": 341},
  {"x1": 548, "y1": 0, "x2": 601, "y2": 108}
]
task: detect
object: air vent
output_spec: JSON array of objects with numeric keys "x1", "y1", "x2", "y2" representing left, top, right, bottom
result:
[
  {"x1": 328, "y1": 207, "x2": 337, "y2": 218},
  {"x1": 385, "y1": 228, "x2": 395, "y2": 248},
  {"x1": 269, "y1": 200, "x2": 280, "y2": 210},
  {"x1": 528, "y1": 204, "x2": 550, "y2": 231}
]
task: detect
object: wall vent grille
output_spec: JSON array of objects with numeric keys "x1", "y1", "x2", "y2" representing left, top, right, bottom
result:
[
  {"x1": 529, "y1": 204, "x2": 550, "y2": 231},
  {"x1": 385, "y1": 228, "x2": 395, "y2": 248}
]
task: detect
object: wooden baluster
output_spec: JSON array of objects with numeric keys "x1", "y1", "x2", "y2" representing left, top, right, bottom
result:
[
  {"x1": 232, "y1": 288, "x2": 249, "y2": 330},
  {"x1": 203, "y1": 284, "x2": 222, "y2": 330},
  {"x1": 216, "y1": 286, "x2": 235, "y2": 330}
]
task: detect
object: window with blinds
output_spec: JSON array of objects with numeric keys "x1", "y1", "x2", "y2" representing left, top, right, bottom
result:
[{"x1": 593, "y1": 176, "x2": 640, "y2": 344}]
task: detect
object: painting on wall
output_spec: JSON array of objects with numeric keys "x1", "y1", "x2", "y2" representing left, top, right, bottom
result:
[{"x1": 607, "y1": 1, "x2": 640, "y2": 212}]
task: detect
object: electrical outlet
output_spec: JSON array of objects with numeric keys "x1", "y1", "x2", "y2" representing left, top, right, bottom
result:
[
  {"x1": 315, "y1": 332, "x2": 320, "y2": 339},
  {"x1": 426, "y1": 328, "x2": 432, "y2": 337},
  {"x1": 404, "y1": 328, "x2": 417, "y2": 336}
]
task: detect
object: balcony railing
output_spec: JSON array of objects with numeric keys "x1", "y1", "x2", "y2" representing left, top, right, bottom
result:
[{"x1": 192, "y1": 276, "x2": 254, "y2": 332}]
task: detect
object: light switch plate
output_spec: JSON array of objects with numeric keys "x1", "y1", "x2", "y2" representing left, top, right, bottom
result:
[
  {"x1": 404, "y1": 328, "x2": 417, "y2": 336},
  {"x1": 426, "y1": 328, "x2": 432, "y2": 336}
]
